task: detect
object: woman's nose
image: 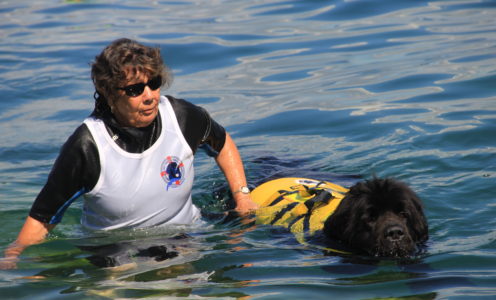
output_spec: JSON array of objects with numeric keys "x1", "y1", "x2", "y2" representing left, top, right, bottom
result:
[{"x1": 142, "y1": 85, "x2": 153, "y2": 98}]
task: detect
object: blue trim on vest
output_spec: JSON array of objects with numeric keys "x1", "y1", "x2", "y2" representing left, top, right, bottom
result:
[
  {"x1": 199, "y1": 143, "x2": 219, "y2": 157},
  {"x1": 49, "y1": 188, "x2": 88, "y2": 224}
]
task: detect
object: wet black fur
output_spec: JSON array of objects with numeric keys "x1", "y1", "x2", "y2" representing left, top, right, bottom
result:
[{"x1": 323, "y1": 178, "x2": 428, "y2": 258}]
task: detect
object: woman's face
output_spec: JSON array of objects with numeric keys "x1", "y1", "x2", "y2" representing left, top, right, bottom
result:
[{"x1": 111, "y1": 72, "x2": 161, "y2": 128}]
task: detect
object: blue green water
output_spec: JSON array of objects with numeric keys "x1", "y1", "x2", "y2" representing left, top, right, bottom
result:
[{"x1": 1, "y1": 0, "x2": 495, "y2": 299}]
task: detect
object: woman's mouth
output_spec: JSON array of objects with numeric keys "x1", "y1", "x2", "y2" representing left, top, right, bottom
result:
[{"x1": 141, "y1": 106, "x2": 156, "y2": 115}]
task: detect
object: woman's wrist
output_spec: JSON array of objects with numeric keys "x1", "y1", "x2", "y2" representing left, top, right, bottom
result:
[
  {"x1": 232, "y1": 185, "x2": 250, "y2": 196},
  {"x1": 233, "y1": 192, "x2": 259, "y2": 212},
  {"x1": 4, "y1": 242, "x2": 24, "y2": 258}
]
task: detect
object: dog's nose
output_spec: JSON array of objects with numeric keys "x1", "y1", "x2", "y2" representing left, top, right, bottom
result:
[{"x1": 385, "y1": 225, "x2": 404, "y2": 241}]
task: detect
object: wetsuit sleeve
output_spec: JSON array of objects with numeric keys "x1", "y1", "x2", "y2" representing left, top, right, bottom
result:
[
  {"x1": 29, "y1": 124, "x2": 100, "y2": 224},
  {"x1": 166, "y1": 95, "x2": 226, "y2": 156}
]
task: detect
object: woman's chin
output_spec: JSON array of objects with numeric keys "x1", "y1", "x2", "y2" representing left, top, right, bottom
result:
[{"x1": 135, "y1": 109, "x2": 158, "y2": 127}]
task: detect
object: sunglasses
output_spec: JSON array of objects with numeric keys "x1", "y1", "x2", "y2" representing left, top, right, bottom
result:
[{"x1": 118, "y1": 75, "x2": 162, "y2": 97}]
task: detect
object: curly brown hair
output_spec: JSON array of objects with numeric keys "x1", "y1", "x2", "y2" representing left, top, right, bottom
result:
[{"x1": 91, "y1": 38, "x2": 172, "y2": 115}]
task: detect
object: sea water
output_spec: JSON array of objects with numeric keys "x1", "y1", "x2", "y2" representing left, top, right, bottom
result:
[{"x1": 0, "y1": 0, "x2": 495, "y2": 299}]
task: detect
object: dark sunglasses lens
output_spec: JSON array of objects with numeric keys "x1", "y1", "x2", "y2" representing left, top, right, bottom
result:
[
  {"x1": 124, "y1": 83, "x2": 145, "y2": 97},
  {"x1": 120, "y1": 76, "x2": 161, "y2": 96},
  {"x1": 148, "y1": 76, "x2": 162, "y2": 90}
]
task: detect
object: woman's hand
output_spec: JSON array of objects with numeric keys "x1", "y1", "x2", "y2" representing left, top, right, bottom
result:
[
  {"x1": 0, "y1": 255, "x2": 19, "y2": 270},
  {"x1": 233, "y1": 193, "x2": 259, "y2": 214},
  {"x1": 0, "y1": 216, "x2": 54, "y2": 270}
]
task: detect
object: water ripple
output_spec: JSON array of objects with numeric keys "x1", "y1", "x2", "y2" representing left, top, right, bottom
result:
[{"x1": 0, "y1": 0, "x2": 495, "y2": 299}]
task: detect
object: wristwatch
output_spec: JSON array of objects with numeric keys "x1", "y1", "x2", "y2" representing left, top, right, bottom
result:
[{"x1": 233, "y1": 186, "x2": 250, "y2": 195}]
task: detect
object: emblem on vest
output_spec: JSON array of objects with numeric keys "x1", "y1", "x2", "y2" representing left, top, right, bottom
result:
[{"x1": 160, "y1": 156, "x2": 185, "y2": 190}]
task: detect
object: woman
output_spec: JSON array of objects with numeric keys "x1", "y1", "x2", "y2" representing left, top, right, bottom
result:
[{"x1": 1, "y1": 38, "x2": 258, "y2": 269}]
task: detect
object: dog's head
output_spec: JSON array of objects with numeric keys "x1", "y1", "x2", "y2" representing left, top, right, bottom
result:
[{"x1": 323, "y1": 178, "x2": 428, "y2": 258}]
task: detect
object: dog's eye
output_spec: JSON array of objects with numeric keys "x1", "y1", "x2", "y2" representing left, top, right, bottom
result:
[
  {"x1": 364, "y1": 213, "x2": 377, "y2": 227},
  {"x1": 367, "y1": 210, "x2": 378, "y2": 221},
  {"x1": 400, "y1": 211, "x2": 409, "y2": 218}
]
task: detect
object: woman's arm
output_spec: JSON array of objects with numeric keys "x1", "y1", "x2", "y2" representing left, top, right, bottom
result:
[
  {"x1": 215, "y1": 133, "x2": 259, "y2": 213},
  {"x1": 0, "y1": 216, "x2": 55, "y2": 269},
  {"x1": 1, "y1": 125, "x2": 97, "y2": 270}
]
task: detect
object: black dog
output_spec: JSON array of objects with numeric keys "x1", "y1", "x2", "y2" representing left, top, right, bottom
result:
[{"x1": 323, "y1": 178, "x2": 428, "y2": 258}]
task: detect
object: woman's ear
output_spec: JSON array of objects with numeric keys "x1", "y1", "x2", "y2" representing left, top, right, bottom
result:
[{"x1": 106, "y1": 96, "x2": 116, "y2": 113}]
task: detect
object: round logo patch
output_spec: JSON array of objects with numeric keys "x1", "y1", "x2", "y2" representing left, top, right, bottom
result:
[{"x1": 160, "y1": 156, "x2": 185, "y2": 190}]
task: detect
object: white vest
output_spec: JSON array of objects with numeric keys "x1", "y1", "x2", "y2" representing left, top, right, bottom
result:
[{"x1": 82, "y1": 96, "x2": 199, "y2": 231}]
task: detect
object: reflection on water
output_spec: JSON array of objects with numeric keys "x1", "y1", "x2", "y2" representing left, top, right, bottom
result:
[{"x1": 1, "y1": 0, "x2": 495, "y2": 299}]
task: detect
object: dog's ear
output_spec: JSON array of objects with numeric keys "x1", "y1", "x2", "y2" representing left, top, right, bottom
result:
[
  {"x1": 402, "y1": 188, "x2": 429, "y2": 243},
  {"x1": 414, "y1": 213, "x2": 429, "y2": 243},
  {"x1": 323, "y1": 193, "x2": 359, "y2": 240},
  {"x1": 323, "y1": 180, "x2": 368, "y2": 238},
  {"x1": 323, "y1": 209, "x2": 346, "y2": 240},
  {"x1": 409, "y1": 199, "x2": 429, "y2": 242}
]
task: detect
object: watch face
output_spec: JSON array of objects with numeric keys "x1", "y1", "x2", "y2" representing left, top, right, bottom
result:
[{"x1": 241, "y1": 186, "x2": 250, "y2": 194}]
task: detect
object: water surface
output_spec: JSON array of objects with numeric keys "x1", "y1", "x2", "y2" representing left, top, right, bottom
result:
[{"x1": 1, "y1": 0, "x2": 495, "y2": 299}]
